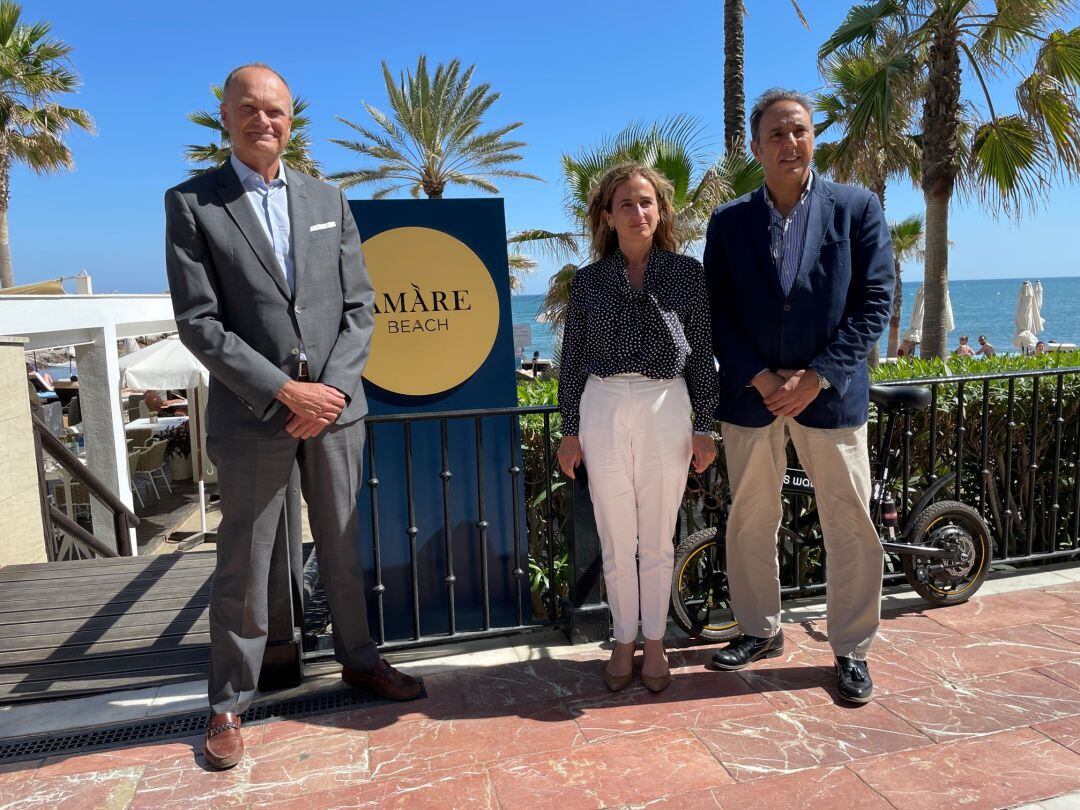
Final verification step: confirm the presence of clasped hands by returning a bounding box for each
[276,379,345,440]
[753,368,821,418]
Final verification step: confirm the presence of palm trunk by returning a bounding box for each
[724,0,746,154]
[0,152,12,289]
[919,25,962,360]
[887,255,903,358]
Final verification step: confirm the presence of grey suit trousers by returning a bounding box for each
[206,419,378,714]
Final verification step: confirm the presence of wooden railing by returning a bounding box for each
[32,414,140,560]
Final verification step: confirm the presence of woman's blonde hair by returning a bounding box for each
[586,163,678,261]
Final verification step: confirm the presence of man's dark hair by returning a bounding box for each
[978,335,987,341]
[222,63,292,100]
[749,88,814,142]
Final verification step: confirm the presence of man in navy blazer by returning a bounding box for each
[703,89,894,703]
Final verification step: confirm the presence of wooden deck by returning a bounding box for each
[0,551,214,704]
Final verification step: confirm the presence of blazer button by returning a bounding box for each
[783,303,792,312]
[290,347,300,356]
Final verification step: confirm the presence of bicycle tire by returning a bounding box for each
[900,500,992,605]
[670,526,741,642]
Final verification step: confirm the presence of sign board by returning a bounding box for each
[512,323,532,361]
[351,198,525,640]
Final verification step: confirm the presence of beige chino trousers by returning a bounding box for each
[579,374,694,643]
[721,418,883,660]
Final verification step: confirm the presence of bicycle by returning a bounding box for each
[670,384,994,642]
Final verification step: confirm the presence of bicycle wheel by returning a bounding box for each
[670,526,740,642]
[901,500,992,605]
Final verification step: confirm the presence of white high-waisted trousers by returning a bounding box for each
[578,373,694,643]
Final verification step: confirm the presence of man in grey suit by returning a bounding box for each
[165,64,420,771]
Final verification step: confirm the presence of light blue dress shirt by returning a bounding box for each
[764,171,814,297]
[230,153,295,294]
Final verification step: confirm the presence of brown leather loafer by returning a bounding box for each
[342,658,422,700]
[203,712,244,770]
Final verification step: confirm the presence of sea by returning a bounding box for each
[510,276,1080,362]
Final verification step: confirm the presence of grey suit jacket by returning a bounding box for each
[164,162,375,438]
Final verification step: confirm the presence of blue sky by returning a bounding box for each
[11,1,1080,295]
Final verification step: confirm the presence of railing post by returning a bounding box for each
[560,464,610,644]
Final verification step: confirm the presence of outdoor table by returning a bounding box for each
[124,415,187,436]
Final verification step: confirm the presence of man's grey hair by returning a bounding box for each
[749,88,814,142]
[222,63,292,102]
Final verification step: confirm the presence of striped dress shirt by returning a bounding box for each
[764,172,814,297]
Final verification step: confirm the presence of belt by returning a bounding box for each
[296,359,310,382]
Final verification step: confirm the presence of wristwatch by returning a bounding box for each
[816,371,831,391]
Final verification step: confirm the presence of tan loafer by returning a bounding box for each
[203,712,244,770]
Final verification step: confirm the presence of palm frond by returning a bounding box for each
[889,213,924,261]
[1016,72,1080,172]
[819,0,906,59]
[507,229,580,262]
[968,114,1053,217]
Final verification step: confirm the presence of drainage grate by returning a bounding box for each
[0,684,416,764]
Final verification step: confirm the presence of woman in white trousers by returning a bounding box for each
[557,163,719,692]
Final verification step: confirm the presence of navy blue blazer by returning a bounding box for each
[702,177,894,429]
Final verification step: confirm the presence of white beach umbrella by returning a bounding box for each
[902,284,954,344]
[1013,281,1044,351]
[119,336,213,538]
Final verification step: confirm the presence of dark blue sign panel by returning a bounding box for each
[350,199,525,640]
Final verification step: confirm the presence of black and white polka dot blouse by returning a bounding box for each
[558,246,720,435]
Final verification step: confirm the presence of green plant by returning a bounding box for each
[160,422,191,461]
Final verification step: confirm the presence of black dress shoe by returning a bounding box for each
[836,656,873,703]
[709,630,784,671]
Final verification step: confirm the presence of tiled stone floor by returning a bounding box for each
[3,580,1080,808]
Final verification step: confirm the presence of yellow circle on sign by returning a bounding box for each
[362,226,499,396]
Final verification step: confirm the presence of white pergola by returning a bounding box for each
[0,291,177,553]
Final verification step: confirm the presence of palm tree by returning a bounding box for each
[184,86,321,177]
[888,214,925,356]
[724,0,809,152]
[814,37,922,360]
[537,117,763,327]
[0,2,94,288]
[329,55,541,198]
[822,2,1080,359]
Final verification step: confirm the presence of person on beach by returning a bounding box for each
[702,89,894,704]
[164,63,420,771]
[975,335,996,357]
[557,163,719,693]
[955,335,975,357]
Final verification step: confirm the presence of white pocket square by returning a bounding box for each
[310,221,336,232]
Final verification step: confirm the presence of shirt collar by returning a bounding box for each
[763,171,813,218]
[230,153,288,189]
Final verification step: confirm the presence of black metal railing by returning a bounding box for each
[751,366,1080,598]
[31,414,139,560]
[303,405,565,657]
[298,366,1080,653]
